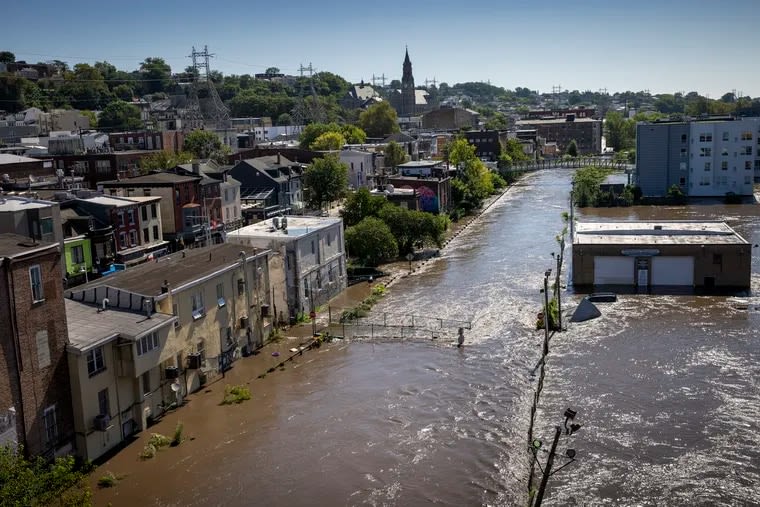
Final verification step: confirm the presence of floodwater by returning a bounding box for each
[93,170,760,507]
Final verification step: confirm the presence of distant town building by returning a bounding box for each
[230,154,305,217]
[389,49,430,117]
[340,82,381,110]
[515,115,602,155]
[464,130,501,161]
[421,107,480,131]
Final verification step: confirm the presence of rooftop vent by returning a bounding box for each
[654,225,663,230]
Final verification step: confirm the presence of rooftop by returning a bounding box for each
[228,216,341,240]
[68,243,264,297]
[79,195,137,208]
[100,172,199,186]
[65,299,174,352]
[516,117,600,125]
[0,233,57,258]
[574,221,749,246]
[0,153,41,164]
[397,160,444,168]
[0,195,56,212]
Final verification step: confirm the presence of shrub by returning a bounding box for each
[171,422,184,446]
[139,444,157,460]
[147,433,171,449]
[97,472,118,488]
[222,384,252,405]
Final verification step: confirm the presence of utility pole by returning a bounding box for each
[534,426,562,506]
[543,269,551,354]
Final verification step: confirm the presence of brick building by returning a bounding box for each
[0,234,75,458]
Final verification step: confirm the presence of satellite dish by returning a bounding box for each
[171,381,181,393]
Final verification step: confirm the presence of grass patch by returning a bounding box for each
[221,384,251,405]
[97,471,119,488]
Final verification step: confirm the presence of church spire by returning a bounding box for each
[402,46,413,85]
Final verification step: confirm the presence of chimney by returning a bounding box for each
[277,152,281,165]
[192,161,200,174]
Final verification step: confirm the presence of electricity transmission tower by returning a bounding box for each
[291,63,326,125]
[187,45,230,130]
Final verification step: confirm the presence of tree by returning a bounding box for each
[113,83,134,101]
[0,446,92,506]
[340,187,388,227]
[80,110,98,128]
[311,131,346,151]
[384,141,408,170]
[265,67,280,75]
[299,123,337,149]
[447,138,477,167]
[345,217,398,266]
[566,139,578,157]
[183,129,230,163]
[276,113,292,126]
[0,51,15,63]
[303,154,349,209]
[359,101,399,137]
[141,151,194,173]
[340,124,367,144]
[378,206,448,255]
[604,111,634,152]
[139,57,172,94]
[98,100,142,130]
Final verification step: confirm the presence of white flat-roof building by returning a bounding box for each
[227,216,346,322]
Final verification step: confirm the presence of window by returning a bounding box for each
[680,148,687,159]
[704,162,711,171]
[43,405,58,446]
[723,132,729,141]
[746,161,752,170]
[745,175,752,185]
[118,212,125,227]
[225,208,230,221]
[29,265,43,302]
[216,282,225,307]
[700,147,712,157]
[224,188,229,201]
[140,206,147,222]
[119,232,127,249]
[39,217,53,237]
[679,177,686,185]
[191,291,205,319]
[722,148,728,156]
[129,230,137,246]
[699,133,712,142]
[71,244,84,264]
[143,188,151,196]
[722,161,728,171]
[87,346,106,377]
[98,388,110,417]
[36,330,50,368]
[151,203,157,218]
[137,331,159,355]
[127,210,135,225]
[741,131,752,141]
[142,371,151,395]
[741,146,752,156]
[327,233,332,247]
[681,134,687,143]
[153,225,159,240]
[143,228,150,243]
[311,241,315,254]
[197,340,206,364]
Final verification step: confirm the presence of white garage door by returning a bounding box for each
[652,256,694,286]
[594,256,635,285]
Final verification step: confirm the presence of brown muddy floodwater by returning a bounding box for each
[93,169,760,507]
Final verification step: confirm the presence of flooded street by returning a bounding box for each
[94,169,760,507]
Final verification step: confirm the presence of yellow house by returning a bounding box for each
[64,243,272,461]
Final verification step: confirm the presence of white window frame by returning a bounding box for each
[137,331,159,356]
[87,346,106,377]
[29,265,44,302]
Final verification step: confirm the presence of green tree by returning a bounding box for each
[604,111,635,152]
[139,57,172,94]
[340,124,367,144]
[359,101,399,137]
[265,67,280,75]
[0,51,15,63]
[80,110,98,128]
[276,113,293,126]
[303,154,349,210]
[383,140,408,170]
[141,151,194,173]
[340,187,388,227]
[378,206,448,255]
[113,83,134,101]
[572,165,613,207]
[566,139,578,157]
[447,138,477,167]
[183,129,230,163]
[311,131,346,151]
[98,100,142,130]
[299,123,337,150]
[484,111,509,130]
[0,446,92,506]
[345,217,398,266]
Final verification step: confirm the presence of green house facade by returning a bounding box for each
[64,236,93,284]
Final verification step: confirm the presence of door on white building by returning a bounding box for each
[593,256,635,285]
[651,256,694,286]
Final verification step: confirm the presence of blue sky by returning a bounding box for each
[5,0,760,98]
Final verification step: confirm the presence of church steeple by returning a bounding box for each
[402,46,413,86]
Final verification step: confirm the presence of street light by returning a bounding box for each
[541,269,552,355]
[532,408,582,507]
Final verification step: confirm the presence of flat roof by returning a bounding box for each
[70,243,264,297]
[516,118,600,125]
[0,233,57,258]
[0,196,55,212]
[0,153,41,164]
[228,216,341,240]
[123,195,162,204]
[397,160,444,168]
[574,221,748,246]
[65,299,174,352]
[79,195,136,207]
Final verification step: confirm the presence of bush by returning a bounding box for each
[139,443,157,460]
[147,433,171,449]
[172,422,184,446]
[97,472,118,488]
[222,384,252,405]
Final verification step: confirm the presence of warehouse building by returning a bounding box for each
[572,221,751,292]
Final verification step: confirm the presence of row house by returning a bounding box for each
[42,150,156,189]
[108,130,185,153]
[64,244,272,461]
[230,154,304,218]
[72,195,167,266]
[174,161,243,232]
[338,150,378,190]
[228,216,345,324]
[98,172,216,249]
[0,234,76,458]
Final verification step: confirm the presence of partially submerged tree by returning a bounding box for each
[303,154,349,210]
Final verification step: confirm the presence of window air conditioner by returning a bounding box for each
[93,413,110,431]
